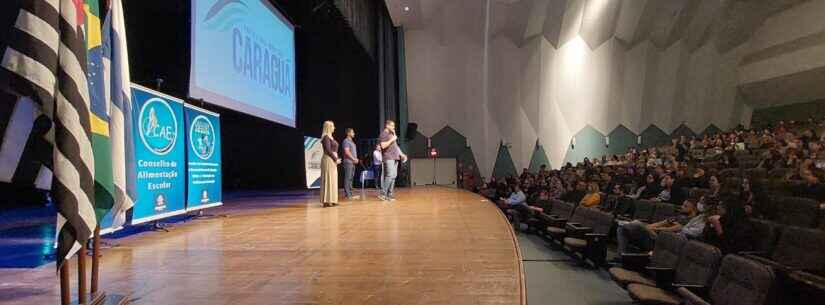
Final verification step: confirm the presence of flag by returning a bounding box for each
[85,0,114,223]
[102,0,135,229]
[0,93,53,190]
[0,0,98,269]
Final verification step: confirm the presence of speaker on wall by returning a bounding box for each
[406,123,418,141]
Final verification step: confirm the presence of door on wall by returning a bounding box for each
[410,158,456,187]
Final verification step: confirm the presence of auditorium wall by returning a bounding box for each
[738,0,825,110]
[405,0,759,177]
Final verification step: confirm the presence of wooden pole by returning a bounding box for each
[91,226,101,294]
[78,244,87,304]
[60,262,71,305]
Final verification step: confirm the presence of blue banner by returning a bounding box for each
[185,104,223,210]
[130,84,187,224]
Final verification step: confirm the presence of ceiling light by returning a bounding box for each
[403,6,410,12]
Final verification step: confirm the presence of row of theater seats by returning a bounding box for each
[530,198,825,305]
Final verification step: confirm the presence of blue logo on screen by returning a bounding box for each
[204,0,249,31]
[190,115,216,160]
[139,98,178,155]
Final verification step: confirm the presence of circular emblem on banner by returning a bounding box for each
[139,98,178,155]
[189,115,216,160]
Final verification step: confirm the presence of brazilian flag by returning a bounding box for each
[85,0,115,222]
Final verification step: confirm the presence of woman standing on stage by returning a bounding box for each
[320,121,341,207]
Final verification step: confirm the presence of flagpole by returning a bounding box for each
[78,244,88,304]
[60,263,71,305]
[91,226,101,294]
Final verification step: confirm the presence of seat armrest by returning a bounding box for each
[738,251,765,256]
[621,253,651,271]
[545,214,568,226]
[743,255,788,272]
[672,283,708,298]
[566,223,592,238]
[646,267,675,286]
[677,287,711,305]
[789,271,825,291]
[584,233,608,241]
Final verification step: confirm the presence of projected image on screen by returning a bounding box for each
[190,0,296,127]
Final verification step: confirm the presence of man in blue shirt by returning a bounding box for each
[342,128,359,200]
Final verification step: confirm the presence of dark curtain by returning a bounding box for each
[334,0,377,58]
[377,5,398,129]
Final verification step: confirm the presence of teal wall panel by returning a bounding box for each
[607,125,637,157]
[671,124,696,139]
[700,124,722,137]
[563,126,608,165]
[407,130,429,158]
[458,146,482,186]
[528,141,551,172]
[430,126,467,158]
[640,125,670,149]
[493,141,518,179]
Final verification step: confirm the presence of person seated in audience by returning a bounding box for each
[739,177,769,218]
[721,149,739,168]
[651,174,684,204]
[758,148,783,170]
[631,174,660,200]
[497,185,524,209]
[599,172,617,194]
[615,198,707,255]
[580,182,602,208]
[561,180,587,203]
[686,167,709,188]
[703,199,755,255]
[547,176,563,199]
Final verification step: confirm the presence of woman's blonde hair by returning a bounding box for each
[321,121,334,138]
[588,182,600,193]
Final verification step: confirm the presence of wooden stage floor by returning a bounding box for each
[1,186,525,305]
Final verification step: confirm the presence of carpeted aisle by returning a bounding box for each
[517,234,634,305]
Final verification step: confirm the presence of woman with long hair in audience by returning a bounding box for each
[548,175,564,199]
[740,177,770,218]
[580,182,602,208]
[632,174,660,200]
[704,199,755,254]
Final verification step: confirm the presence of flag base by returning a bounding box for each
[70,292,129,305]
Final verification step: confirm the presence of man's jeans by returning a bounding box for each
[343,162,355,198]
[381,159,398,198]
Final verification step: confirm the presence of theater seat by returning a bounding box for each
[626,241,722,305]
[628,199,656,223]
[744,168,767,181]
[627,283,682,305]
[678,255,776,305]
[563,208,614,266]
[649,202,677,224]
[747,219,781,256]
[773,196,820,228]
[745,226,825,273]
[609,232,687,288]
[543,200,579,242]
[608,267,656,287]
[767,168,791,180]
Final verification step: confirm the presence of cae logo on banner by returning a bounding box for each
[190,115,216,160]
[139,98,179,155]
